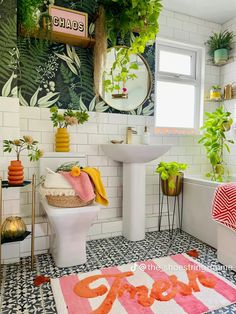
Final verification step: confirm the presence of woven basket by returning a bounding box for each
[46,195,94,208]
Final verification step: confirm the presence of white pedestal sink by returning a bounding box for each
[101,144,171,241]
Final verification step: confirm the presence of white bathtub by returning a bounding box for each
[183,175,236,248]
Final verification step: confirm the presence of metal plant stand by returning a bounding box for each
[0,175,36,286]
[158,175,184,238]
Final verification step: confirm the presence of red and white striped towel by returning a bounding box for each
[212,183,236,232]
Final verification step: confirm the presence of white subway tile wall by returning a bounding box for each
[1,9,236,263]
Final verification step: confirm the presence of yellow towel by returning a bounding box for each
[82,167,109,206]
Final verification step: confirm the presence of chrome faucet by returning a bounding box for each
[126,127,137,144]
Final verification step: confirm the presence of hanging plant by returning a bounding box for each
[99,0,162,93]
[100,0,162,51]
[104,47,138,93]
[18,0,53,33]
[198,106,234,182]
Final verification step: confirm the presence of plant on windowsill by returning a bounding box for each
[50,106,89,153]
[3,136,43,186]
[99,0,162,93]
[198,106,234,182]
[206,30,235,65]
[155,162,187,196]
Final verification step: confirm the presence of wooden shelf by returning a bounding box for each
[207,56,236,67]
[19,27,95,48]
[205,97,236,103]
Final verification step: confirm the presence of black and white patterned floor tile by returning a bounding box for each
[1,230,236,314]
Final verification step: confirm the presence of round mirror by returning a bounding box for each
[99,46,152,111]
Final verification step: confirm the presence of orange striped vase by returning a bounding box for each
[8,160,24,185]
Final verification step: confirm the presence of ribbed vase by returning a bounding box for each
[8,160,24,185]
[55,128,70,152]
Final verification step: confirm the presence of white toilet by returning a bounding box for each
[39,152,100,268]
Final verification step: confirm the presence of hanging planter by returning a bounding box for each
[3,136,42,185]
[50,106,89,153]
[98,0,162,93]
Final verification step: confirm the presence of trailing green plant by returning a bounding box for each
[206,30,235,57]
[100,0,162,51]
[3,136,43,161]
[100,0,162,92]
[18,0,45,30]
[50,106,89,128]
[198,106,234,182]
[104,47,138,93]
[155,162,187,189]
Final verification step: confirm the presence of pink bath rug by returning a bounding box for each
[51,253,236,314]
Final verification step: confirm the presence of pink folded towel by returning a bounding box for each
[61,171,95,202]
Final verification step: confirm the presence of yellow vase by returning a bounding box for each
[55,128,70,152]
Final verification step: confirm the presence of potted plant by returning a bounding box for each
[210,85,222,101]
[50,106,89,152]
[206,30,235,65]
[3,136,42,185]
[155,162,187,196]
[198,106,234,182]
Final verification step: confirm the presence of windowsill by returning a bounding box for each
[155,127,201,136]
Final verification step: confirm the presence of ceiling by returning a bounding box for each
[162,0,236,24]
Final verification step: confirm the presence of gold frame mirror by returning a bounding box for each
[99,46,152,111]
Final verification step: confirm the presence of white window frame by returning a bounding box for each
[155,38,205,133]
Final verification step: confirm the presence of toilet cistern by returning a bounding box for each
[126,127,137,144]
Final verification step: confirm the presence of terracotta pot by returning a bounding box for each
[1,216,27,239]
[8,160,24,185]
[55,128,70,152]
[161,173,183,196]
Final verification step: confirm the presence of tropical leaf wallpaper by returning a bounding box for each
[0,0,156,116]
[0,0,18,97]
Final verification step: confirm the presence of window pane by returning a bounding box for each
[155,81,195,128]
[159,50,192,75]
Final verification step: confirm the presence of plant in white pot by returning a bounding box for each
[206,30,234,65]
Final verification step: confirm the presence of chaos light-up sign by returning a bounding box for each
[49,5,88,37]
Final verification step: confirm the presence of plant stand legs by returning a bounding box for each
[158,176,184,238]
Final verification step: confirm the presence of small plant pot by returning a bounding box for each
[8,160,24,185]
[161,173,183,196]
[214,48,228,65]
[55,128,70,152]
[1,216,27,240]
[210,88,222,101]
